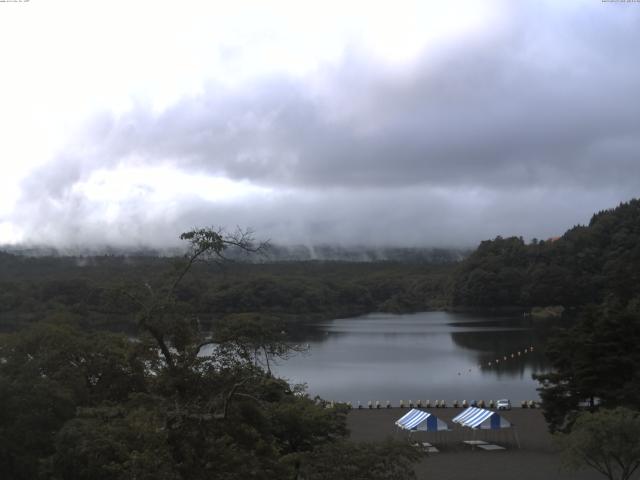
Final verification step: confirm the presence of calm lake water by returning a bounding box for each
[274,311,550,404]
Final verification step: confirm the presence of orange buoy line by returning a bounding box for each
[482,345,534,370]
[456,345,535,376]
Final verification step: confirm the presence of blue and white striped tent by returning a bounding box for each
[452,407,511,430]
[395,409,449,432]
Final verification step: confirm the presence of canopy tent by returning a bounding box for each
[395,409,449,432]
[452,407,511,429]
[452,406,519,448]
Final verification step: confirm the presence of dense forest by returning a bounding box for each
[449,199,640,433]
[3,200,640,335]
[2,200,640,478]
[0,251,454,332]
[0,229,423,480]
[452,199,640,312]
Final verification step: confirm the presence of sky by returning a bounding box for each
[1,0,639,249]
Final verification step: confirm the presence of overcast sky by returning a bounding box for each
[1,0,639,249]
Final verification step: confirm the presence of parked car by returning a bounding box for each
[496,399,511,410]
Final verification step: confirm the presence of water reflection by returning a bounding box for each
[274,312,550,403]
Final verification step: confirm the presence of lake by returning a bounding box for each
[274,311,550,405]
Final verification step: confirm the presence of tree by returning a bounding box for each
[557,408,640,480]
[45,399,180,480]
[0,321,150,480]
[213,313,306,375]
[296,440,421,480]
[534,308,640,432]
[0,227,423,479]
[122,226,265,373]
[0,374,75,480]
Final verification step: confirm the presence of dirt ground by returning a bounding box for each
[347,408,636,480]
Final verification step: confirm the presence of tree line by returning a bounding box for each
[3,199,640,478]
[0,228,421,480]
[451,199,640,310]
[0,251,453,332]
[452,200,640,480]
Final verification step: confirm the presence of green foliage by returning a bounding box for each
[0,313,352,479]
[47,401,180,480]
[452,199,640,310]
[296,440,421,480]
[214,313,306,374]
[0,321,155,480]
[0,321,149,404]
[0,228,423,479]
[267,397,349,454]
[534,309,640,432]
[0,375,75,480]
[452,236,528,307]
[448,200,640,437]
[0,250,454,333]
[556,407,640,480]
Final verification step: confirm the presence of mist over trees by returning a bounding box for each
[2,198,640,477]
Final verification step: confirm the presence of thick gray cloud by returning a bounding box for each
[11,2,640,248]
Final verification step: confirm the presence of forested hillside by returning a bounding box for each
[448,199,640,433]
[0,253,454,332]
[452,199,640,311]
[3,199,640,335]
